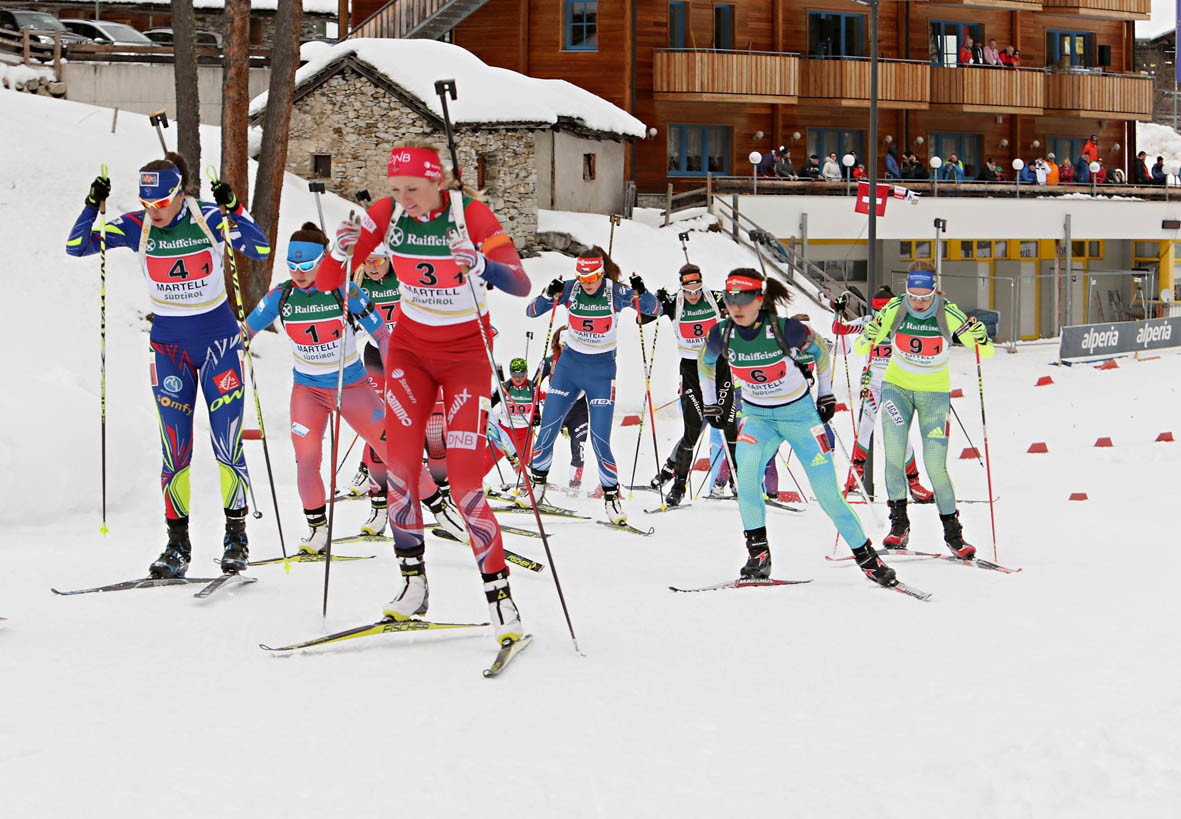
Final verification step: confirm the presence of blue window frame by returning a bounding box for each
[1047,29,1094,67]
[931,132,982,178]
[808,128,863,175]
[669,2,686,50]
[714,4,733,50]
[668,125,729,176]
[929,20,984,67]
[1047,137,1088,164]
[565,0,597,51]
[808,12,865,58]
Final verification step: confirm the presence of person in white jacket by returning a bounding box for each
[822,152,842,181]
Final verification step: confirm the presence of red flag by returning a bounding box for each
[854,181,889,216]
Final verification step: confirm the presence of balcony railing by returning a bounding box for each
[1045,72,1152,119]
[930,66,1045,114]
[801,58,930,108]
[1039,0,1150,20]
[653,49,800,103]
[914,0,1042,10]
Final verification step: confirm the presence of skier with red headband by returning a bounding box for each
[698,267,897,587]
[525,248,659,524]
[832,286,934,503]
[315,140,530,645]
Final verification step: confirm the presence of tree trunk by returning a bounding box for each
[246,2,303,314]
[220,0,250,313]
[171,0,200,195]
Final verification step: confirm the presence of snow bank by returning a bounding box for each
[0,63,54,90]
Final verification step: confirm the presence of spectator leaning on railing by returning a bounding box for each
[941,153,965,181]
[958,37,975,65]
[1059,157,1075,183]
[774,147,796,179]
[901,152,925,180]
[977,157,1003,182]
[1045,153,1059,185]
[799,154,822,181]
[983,38,1000,67]
[757,148,777,177]
[1152,156,1167,185]
[1133,151,1150,185]
[1018,160,1036,184]
[822,152,841,181]
[1074,155,1090,184]
[1094,158,1107,185]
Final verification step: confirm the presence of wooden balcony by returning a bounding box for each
[930,67,1044,115]
[801,58,929,109]
[653,50,800,103]
[1039,0,1150,20]
[914,0,1042,10]
[1045,72,1152,120]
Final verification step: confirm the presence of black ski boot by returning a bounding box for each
[150,517,192,579]
[221,509,249,574]
[665,477,687,507]
[882,499,910,550]
[739,527,772,579]
[852,540,897,587]
[941,510,976,560]
[649,460,675,490]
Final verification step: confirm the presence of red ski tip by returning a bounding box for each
[693,457,711,471]
[778,491,802,502]
[1035,376,1054,387]
[620,415,641,427]
[959,447,980,460]
[950,388,964,398]
[1068,492,1089,501]
[243,429,262,440]
[1156,432,1175,443]
[1026,442,1048,454]
[835,402,848,413]
[1096,359,1119,370]
[1094,437,1113,448]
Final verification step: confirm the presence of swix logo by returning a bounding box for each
[385,389,413,427]
[214,370,241,394]
[210,388,243,412]
[1081,327,1119,353]
[447,388,470,423]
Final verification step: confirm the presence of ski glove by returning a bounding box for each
[629,274,647,295]
[86,175,111,210]
[545,278,564,298]
[816,394,837,423]
[449,232,485,278]
[331,219,361,262]
[861,316,882,342]
[704,403,725,429]
[212,180,238,211]
[962,318,989,345]
[832,292,850,315]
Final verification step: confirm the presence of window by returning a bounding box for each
[713,4,733,50]
[822,259,868,283]
[995,241,1009,259]
[565,0,597,51]
[312,153,331,178]
[808,12,865,58]
[808,128,863,172]
[976,241,992,259]
[1134,241,1160,257]
[667,125,729,176]
[583,153,596,181]
[914,241,932,259]
[929,21,984,67]
[477,154,487,188]
[960,241,975,259]
[669,2,686,50]
[899,241,913,259]
[931,132,982,178]
[1019,241,1038,258]
[1047,29,1094,68]
[1048,137,1088,165]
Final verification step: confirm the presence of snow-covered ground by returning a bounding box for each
[4,89,1181,817]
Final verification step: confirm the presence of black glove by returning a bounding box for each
[832,292,850,315]
[704,404,725,429]
[212,180,238,211]
[816,394,837,424]
[546,278,564,298]
[531,411,542,427]
[629,274,646,295]
[85,175,111,210]
[656,287,670,303]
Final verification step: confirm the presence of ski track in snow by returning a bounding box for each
[4,89,1180,817]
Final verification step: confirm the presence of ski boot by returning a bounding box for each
[882,499,910,550]
[603,486,627,524]
[346,462,370,497]
[665,477,687,507]
[299,508,329,555]
[906,459,935,504]
[425,489,467,542]
[221,509,249,574]
[852,540,897,587]
[529,467,549,504]
[845,442,868,494]
[149,517,192,579]
[649,460,675,490]
[941,511,976,560]
[383,555,428,620]
[568,465,583,489]
[739,527,771,579]
[483,568,523,644]
[361,492,388,536]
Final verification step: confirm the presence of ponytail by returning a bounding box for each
[140,151,193,195]
[579,246,621,283]
[726,266,792,315]
[290,221,329,247]
[551,325,566,357]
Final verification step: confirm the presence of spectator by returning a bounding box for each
[999,45,1016,68]
[1152,156,1167,185]
[983,38,1000,67]
[1133,150,1150,184]
[774,147,796,179]
[1011,49,1022,67]
[902,152,925,180]
[1045,153,1060,185]
[1059,158,1075,183]
[1074,155,1090,184]
[1018,161,1036,184]
[941,153,965,181]
[1082,135,1099,163]
[853,164,867,181]
[977,157,1003,182]
[757,148,777,177]
[1094,157,1107,185]
[822,151,842,181]
[959,37,975,66]
[799,154,822,181]
[971,38,985,65]
[1110,167,1126,184]
[885,146,900,179]
[1033,157,1049,185]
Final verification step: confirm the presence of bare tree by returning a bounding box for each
[246,2,303,312]
[220,0,250,309]
[171,0,200,195]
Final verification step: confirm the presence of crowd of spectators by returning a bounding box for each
[957,36,1021,68]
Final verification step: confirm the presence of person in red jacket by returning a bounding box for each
[316,140,531,646]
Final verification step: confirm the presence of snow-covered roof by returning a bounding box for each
[250,38,647,139]
[48,1,339,13]
[1136,0,1174,40]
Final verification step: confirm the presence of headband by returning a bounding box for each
[388,147,443,180]
[725,273,763,293]
[906,268,936,291]
[871,297,891,311]
[288,240,326,262]
[576,257,604,278]
[139,167,182,200]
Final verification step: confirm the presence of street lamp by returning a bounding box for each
[1089,161,1101,196]
[842,153,856,196]
[748,150,761,194]
[1012,158,1025,198]
[930,155,942,198]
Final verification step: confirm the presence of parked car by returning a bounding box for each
[61,19,154,46]
[144,28,222,48]
[0,9,92,50]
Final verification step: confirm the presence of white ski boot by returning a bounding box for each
[604,486,627,524]
[483,569,523,643]
[361,495,388,536]
[298,511,328,555]
[426,491,467,542]
[345,462,370,497]
[383,556,428,620]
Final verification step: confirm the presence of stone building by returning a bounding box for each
[1136,28,1179,127]
[248,39,645,248]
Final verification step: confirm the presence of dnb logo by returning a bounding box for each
[214,370,241,394]
[162,375,183,394]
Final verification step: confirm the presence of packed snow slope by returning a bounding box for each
[4,90,1180,818]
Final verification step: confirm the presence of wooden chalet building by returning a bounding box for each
[345,0,1154,193]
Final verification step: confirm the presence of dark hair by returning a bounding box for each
[908,260,936,274]
[874,285,894,300]
[551,325,566,358]
[678,263,701,280]
[728,266,791,315]
[578,246,620,283]
[140,151,192,194]
[290,221,328,247]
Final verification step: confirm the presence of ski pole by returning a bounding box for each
[205,167,286,558]
[829,425,882,529]
[436,77,580,653]
[677,230,691,264]
[949,401,985,470]
[148,109,170,154]
[516,297,559,495]
[973,342,998,561]
[524,330,533,364]
[308,180,327,233]
[608,213,621,255]
[777,446,809,504]
[694,439,725,500]
[635,293,665,509]
[333,432,360,480]
[98,163,109,535]
[626,315,659,496]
